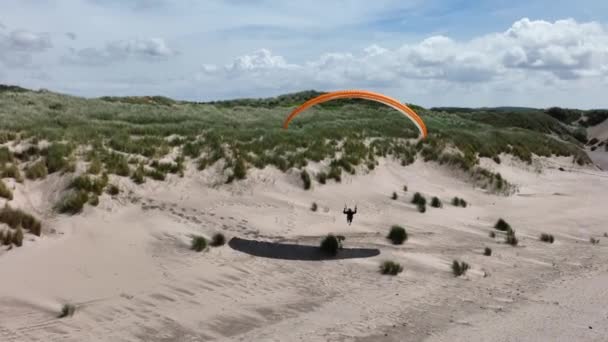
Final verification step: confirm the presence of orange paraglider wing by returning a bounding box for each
[282,90,427,138]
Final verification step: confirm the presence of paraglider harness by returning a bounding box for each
[343,205,357,225]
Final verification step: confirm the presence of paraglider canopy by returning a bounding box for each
[282,90,428,138]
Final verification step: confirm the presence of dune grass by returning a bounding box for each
[387,225,408,245]
[452,260,470,277]
[380,261,403,275]
[0,87,593,196]
[210,233,226,247]
[320,234,342,256]
[191,235,207,252]
[540,233,555,243]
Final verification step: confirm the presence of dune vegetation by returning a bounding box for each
[0,86,599,219]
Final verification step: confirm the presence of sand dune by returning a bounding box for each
[1,156,607,341]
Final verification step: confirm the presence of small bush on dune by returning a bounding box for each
[58,304,76,318]
[540,233,554,243]
[131,164,145,184]
[320,234,341,256]
[107,184,120,196]
[2,230,12,246]
[505,230,518,246]
[494,218,511,232]
[0,180,12,200]
[452,197,460,206]
[233,158,247,180]
[210,233,226,247]
[431,196,442,208]
[452,260,470,277]
[25,160,48,180]
[387,225,408,245]
[459,198,467,207]
[12,227,23,247]
[380,261,403,275]
[316,172,327,184]
[590,237,600,245]
[489,231,496,238]
[191,235,207,252]
[88,195,99,206]
[56,190,89,214]
[301,170,311,190]
[403,185,408,192]
[87,158,102,175]
[417,203,426,213]
[2,164,23,183]
[311,202,318,212]
[412,192,426,206]
[391,192,398,200]
[484,247,492,256]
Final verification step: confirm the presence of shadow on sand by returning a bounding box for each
[228,237,380,261]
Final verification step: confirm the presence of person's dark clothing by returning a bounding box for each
[343,207,357,225]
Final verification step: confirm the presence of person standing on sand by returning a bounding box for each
[343,205,357,225]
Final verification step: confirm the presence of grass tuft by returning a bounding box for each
[387,225,408,245]
[430,196,442,208]
[0,179,12,200]
[191,235,207,252]
[320,234,341,256]
[452,260,470,277]
[540,233,555,243]
[494,218,511,232]
[58,304,76,318]
[484,247,492,256]
[210,233,226,247]
[380,261,403,275]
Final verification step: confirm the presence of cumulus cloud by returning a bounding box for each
[196,17,608,92]
[0,29,52,68]
[63,37,177,66]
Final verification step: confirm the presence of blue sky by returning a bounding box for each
[1,0,608,108]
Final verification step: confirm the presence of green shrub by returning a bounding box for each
[540,233,554,243]
[316,172,327,184]
[590,237,600,245]
[131,164,145,184]
[327,165,342,182]
[452,197,460,206]
[210,233,226,247]
[56,190,89,214]
[505,230,518,246]
[0,205,40,233]
[403,185,408,192]
[417,203,426,213]
[311,202,318,212]
[431,196,442,208]
[492,156,501,164]
[489,231,496,238]
[301,170,311,190]
[88,195,99,206]
[145,169,166,181]
[45,143,72,173]
[191,235,207,252]
[452,260,470,277]
[58,304,76,318]
[0,147,13,165]
[107,184,120,196]
[484,247,492,256]
[2,164,23,182]
[412,192,426,206]
[26,160,48,180]
[494,218,511,232]
[387,225,408,245]
[320,234,341,256]
[1,230,12,246]
[12,227,23,247]
[391,192,398,200]
[379,261,403,275]
[0,180,12,200]
[87,158,102,175]
[70,174,106,195]
[233,158,247,180]
[459,198,467,207]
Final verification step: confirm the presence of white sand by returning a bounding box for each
[1,155,607,342]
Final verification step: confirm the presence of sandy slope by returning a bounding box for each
[1,155,607,342]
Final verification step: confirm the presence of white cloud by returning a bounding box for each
[0,29,52,68]
[62,37,177,66]
[193,18,608,97]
